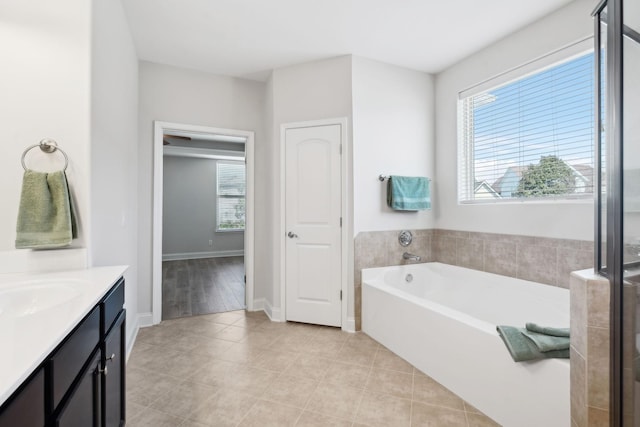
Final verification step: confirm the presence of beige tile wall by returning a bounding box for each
[354,229,433,330]
[354,228,593,329]
[432,229,593,288]
[570,270,610,427]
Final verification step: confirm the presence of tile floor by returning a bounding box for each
[127,310,500,426]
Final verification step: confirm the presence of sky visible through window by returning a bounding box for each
[472,52,594,187]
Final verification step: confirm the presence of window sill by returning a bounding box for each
[458,197,594,206]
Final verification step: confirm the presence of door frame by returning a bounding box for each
[152,121,255,325]
[279,117,350,330]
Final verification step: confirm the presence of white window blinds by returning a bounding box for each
[458,50,595,203]
[216,161,246,231]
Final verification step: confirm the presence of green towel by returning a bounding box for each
[387,176,431,211]
[525,322,570,338]
[521,330,570,352]
[15,170,77,249]
[497,325,570,362]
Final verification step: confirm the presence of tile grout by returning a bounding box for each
[128,310,500,427]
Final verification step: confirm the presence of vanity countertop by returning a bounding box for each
[0,265,127,406]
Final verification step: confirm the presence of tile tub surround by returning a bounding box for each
[570,270,610,427]
[354,229,434,330]
[431,230,593,289]
[127,310,500,426]
[354,228,593,330]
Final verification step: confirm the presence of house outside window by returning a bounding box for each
[458,46,595,203]
[216,161,245,231]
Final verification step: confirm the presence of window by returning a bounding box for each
[458,50,595,203]
[216,161,245,231]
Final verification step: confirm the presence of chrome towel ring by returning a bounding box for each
[21,138,69,171]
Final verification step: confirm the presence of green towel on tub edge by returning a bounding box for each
[497,325,569,362]
[387,175,431,211]
[15,170,77,249]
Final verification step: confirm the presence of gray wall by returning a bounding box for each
[162,156,244,258]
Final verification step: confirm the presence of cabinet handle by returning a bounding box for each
[99,353,116,376]
[98,362,108,376]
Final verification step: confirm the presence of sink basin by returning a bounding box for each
[0,282,82,317]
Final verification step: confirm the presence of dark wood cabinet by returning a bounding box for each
[55,350,101,427]
[51,306,100,411]
[0,368,45,427]
[0,277,126,427]
[103,312,125,427]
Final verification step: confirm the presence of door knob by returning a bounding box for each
[287,231,298,238]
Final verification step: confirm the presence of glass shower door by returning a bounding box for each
[622,0,640,424]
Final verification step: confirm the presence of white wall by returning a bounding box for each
[90,0,139,349]
[137,62,265,316]
[253,74,275,304]
[0,0,91,268]
[162,156,244,257]
[434,0,595,241]
[352,56,435,235]
[269,55,353,319]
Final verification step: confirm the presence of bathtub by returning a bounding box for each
[362,262,570,427]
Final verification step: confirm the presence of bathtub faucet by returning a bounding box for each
[403,252,421,261]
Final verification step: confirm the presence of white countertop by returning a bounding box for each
[0,265,127,406]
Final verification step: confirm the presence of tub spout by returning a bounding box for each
[403,252,421,261]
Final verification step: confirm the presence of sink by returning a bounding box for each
[0,282,82,317]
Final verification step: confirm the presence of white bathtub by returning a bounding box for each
[362,262,570,427]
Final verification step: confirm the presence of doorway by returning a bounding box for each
[152,121,255,324]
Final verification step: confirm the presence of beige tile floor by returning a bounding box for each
[127,310,500,427]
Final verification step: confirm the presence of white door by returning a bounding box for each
[285,124,342,327]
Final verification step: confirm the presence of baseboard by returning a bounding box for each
[162,250,244,261]
[252,298,265,311]
[125,313,155,362]
[344,317,356,333]
[125,314,140,362]
[137,312,154,328]
[263,299,283,322]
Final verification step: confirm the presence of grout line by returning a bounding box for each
[409,367,415,427]
[349,344,380,424]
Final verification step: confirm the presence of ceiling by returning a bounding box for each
[121,0,576,81]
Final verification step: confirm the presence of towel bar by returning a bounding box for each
[379,174,431,182]
[21,139,69,171]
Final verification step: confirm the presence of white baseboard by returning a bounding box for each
[162,250,244,261]
[125,314,140,362]
[344,316,356,333]
[263,299,283,322]
[252,298,265,311]
[137,312,154,328]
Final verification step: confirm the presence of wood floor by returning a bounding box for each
[162,256,245,320]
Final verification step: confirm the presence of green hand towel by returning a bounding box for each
[525,322,570,338]
[15,170,77,249]
[521,330,570,352]
[387,176,431,211]
[497,325,570,362]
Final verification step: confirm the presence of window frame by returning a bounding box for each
[215,160,246,232]
[457,41,596,205]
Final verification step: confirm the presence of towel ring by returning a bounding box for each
[21,139,69,171]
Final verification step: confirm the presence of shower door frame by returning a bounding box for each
[593,0,640,424]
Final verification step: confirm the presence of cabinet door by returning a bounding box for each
[56,351,101,427]
[0,368,44,427]
[103,311,125,427]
